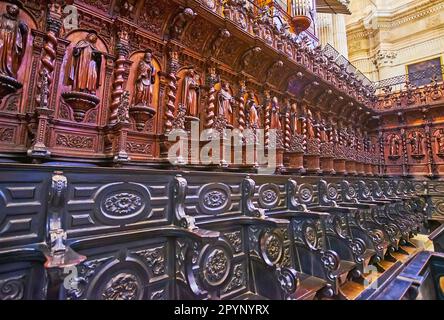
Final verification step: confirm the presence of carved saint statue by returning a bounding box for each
[217,81,234,123]
[389,135,400,156]
[134,50,157,107]
[0,4,28,78]
[290,103,298,134]
[306,109,315,139]
[270,97,281,130]
[410,131,424,155]
[246,91,260,128]
[181,68,199,117]
[66,33,102,93]
[436,130,444,154]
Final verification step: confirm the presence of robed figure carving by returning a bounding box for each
[389,135,400,157]
[181,68,199,118]
[134,51,156,107]
[270,97,281,130]
[246,91,260,128]
[409,131,424,155]
[217,81,234,125]
[0,4,28,79]
[66,33,102,94]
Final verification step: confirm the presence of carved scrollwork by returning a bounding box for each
[321,250,340,274]
[276,268,298,297]
[224,231,242,253]
[0,277,24,300]
[173,175,197,230]
[222,263,245,294]
[242,176,265,218]
[302,220,323,251]
[135,247,165,276]
[350,238,366,264]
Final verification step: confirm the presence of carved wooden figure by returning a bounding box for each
[181,68,200,119]
[66,33,102,94]
[217,81,234,126]
[134,50,156,108]
[246,91,260,129]
[0,4,28,79]
[270,97,281,130]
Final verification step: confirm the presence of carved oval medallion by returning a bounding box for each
[104,193,143,216]
[303,222,320,250]
[94,183,152,225]
[258,184,280,209]
[203,248,230,286]
[298,184,314,204]
[260,231,283,266]
[327,185,338,200]
[199,184,231,215]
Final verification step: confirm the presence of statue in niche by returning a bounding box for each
[133,50,156,107]
[217,81,234,125]
[66,33,103,94]
[409,131,424,155]
[0,4,28,79]
[389,135,401,157]
[270,97,281,130]
[246,91,260,128]
[181,68,200,119]
[435,129,444,155]
[306,109,315,139]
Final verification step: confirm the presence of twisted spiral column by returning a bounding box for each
[110,38,129,123]
[237,81,246,133]
[35,16,61,108]
[284,103,291,150]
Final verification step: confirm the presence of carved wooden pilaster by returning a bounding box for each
[113,91,131,164]
[28,3,64,158]
[35,2,63,108]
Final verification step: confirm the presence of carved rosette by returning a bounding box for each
[203,248,230,286]
[260,231,283,266]
[101,273,140,300]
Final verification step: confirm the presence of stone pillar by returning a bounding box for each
[332,14,349,58]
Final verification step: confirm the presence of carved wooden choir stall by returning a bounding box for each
[0,0,443,301]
